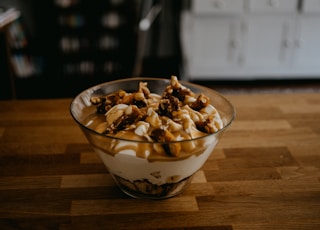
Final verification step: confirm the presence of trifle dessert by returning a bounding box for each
[70,76,235,199]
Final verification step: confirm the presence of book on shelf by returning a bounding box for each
[1,8,44,78]
[11,54,43,78]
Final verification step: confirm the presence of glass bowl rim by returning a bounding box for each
[70,77,236,144]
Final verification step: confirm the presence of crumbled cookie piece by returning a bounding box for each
[114,175,192,198]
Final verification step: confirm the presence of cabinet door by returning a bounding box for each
[193,0,245,14]
[248,0,298,13]
[192,16,241,69]
[294,16,320,67]
[243,16,295,68]
[302,0,320,13]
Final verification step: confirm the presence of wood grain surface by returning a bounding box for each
[0,93,320,230]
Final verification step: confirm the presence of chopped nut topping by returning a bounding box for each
[190,94,210,111]
[104,105,145,134]
[150,128,181,156]
[91,75,223,156]
[158,95,180,118]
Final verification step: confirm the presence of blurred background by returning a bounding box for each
[1,0,320,99]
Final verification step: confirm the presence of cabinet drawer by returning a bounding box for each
[248,0,298,13]
[192,0,245,14]
[302,0,320,13]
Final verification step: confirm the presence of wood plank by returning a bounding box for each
[230,120,292,131]
[71,196,199,216]
[60,174,114,188]
[0,94,319,229]
[0,176,61,190]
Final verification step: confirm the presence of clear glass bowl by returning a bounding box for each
[70,78,235,199]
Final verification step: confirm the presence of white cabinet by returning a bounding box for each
[192,17,242,69]
[181,0,320,80]
[294,16,320,68]
[302,0,320,13]
[243,15,296,69]
[291,0,320,73]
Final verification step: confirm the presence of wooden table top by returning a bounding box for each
[0,93,319,230]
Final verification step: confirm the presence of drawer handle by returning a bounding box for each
[212,0,224,9]
[282,40,292,48]
[295,39,303,48]
[269,0,279,8]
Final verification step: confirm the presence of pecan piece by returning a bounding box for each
[163,76,194,102]
[150,128,181,156]
[158,95,180,118]
[195,118,216,134]
[138,81,150,98]
[91,90,129,114]
[104,105,145,134]
[190,94,210,111]
[90,96,107,114]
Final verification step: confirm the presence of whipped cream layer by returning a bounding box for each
[92,135,218,185]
